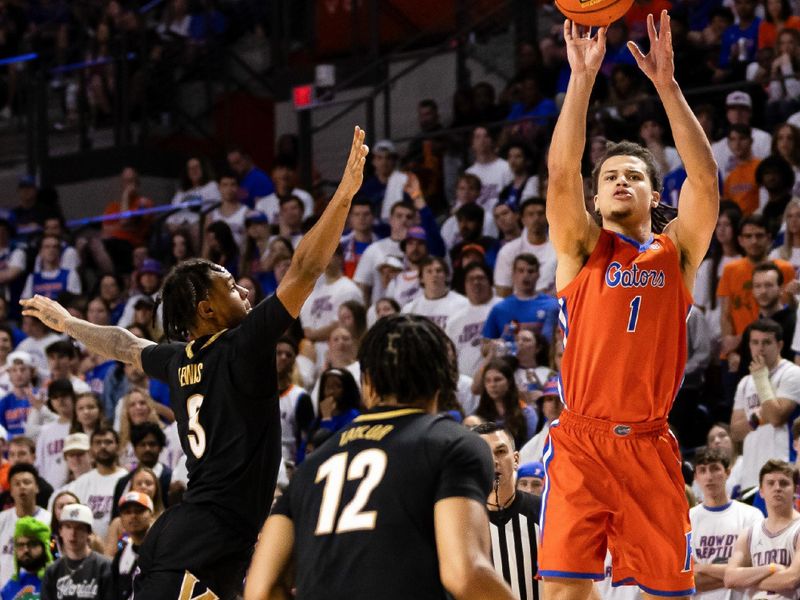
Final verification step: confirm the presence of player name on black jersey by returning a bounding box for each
[178,363,203,387]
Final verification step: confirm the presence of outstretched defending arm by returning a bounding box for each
[629,11,718,278]
[277,126,369,317]
[19,295,155,370]
[547,21,605,287]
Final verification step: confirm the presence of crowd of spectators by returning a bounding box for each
[0,0,796,597]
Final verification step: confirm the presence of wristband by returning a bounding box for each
[753,366,776,403]
[769,563,777,575]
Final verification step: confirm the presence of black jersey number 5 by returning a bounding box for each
[186,394,207,459]
[314,449,388,535]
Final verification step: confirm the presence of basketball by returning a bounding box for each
[554,0,635,27]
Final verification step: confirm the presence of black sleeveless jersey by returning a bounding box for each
[271,406,494,599]
[141,294,295,540]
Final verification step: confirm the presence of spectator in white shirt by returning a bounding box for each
[254,156,314,223]
[43,342,89,395]
[36,216,79,272]
[35,380,74,491]
[207,171,249,248]
[446,262,501,377]
[16,318,62,382]
[277,196,306,248]
[21,236,81,301]
[401,256,469,330]
[0,219,26,302]
[356,140,407,223]
[493,197,557,296]
[730,318,800,491]
[712,91,773,178]
[353,201,415,304]
[466,126,513,211]
[441,174,499,249]
[385,226,431,308]
[166,156,220,236]
[300,245,364,372]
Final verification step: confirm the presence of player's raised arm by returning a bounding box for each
[19,295,155,370]
[277,126,369,317]
[434,497,516,600]
[546,20,605,261]
[628,11,718,277]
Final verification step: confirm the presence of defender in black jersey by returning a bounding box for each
[20,127,370,600]
[244,315,518,600]
[473,422,541,600]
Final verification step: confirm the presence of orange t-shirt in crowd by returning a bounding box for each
[716,256,796,334]
[758,16,800,49]
[723,158,761,216]
[102,195,155,247]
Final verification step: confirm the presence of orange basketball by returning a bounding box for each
[554,0,635,27]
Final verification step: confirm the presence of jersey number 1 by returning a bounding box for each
[314,449,387,535]
[627,296,642,333]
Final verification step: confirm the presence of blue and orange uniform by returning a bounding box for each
[538,228,694,596]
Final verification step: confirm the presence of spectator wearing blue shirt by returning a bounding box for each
[227,147,274,207]
[482,253,559,343]
[0,351,37,438]
[719,0,761,71]
[505,72,558,142]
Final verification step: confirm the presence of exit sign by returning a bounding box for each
[293,85,314,110]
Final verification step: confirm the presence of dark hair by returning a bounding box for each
[205,221,239,265]
[0,323,12,342]
[457,173,482,193]
[159,258,227,341]
[279,195,304,211]
[340,300,367,342]
[463,261,494,287]
[170,229,196,264]
[276,335,299,355]
[792,418,800,441]
[9,436,35,454]
[520,197,546,214]
[739,214,769,236]
[351,196,373,210]
[70,393,106,434]
[272,154,297,171]
[756,155,796,188]
[470,421,516,450]
[130,422,167,448]
[45,340,76,359]
[765,0,792,22]
[418,99,438,112]
[90,425,120,445]
[455,203,484,226]
[772,123,800,166]
[375,297,401,314]
[759,458,798,486]
[358,314,457,408]
[706,205,743,311]
[753,262,785,286]
[47,379,75,401]
[591,140,662,195]
[317,368,362,415]
[728,123,752,139]
[417,256,450,283]
[504,140,534,164]
[693,447,730,470]
[8,462,39,484]
[513,253,540,271]
[180,157,213,191]
[475,358,528,447]
[218,168,239,183]
[389,200,416,217]
[747,318,783,342]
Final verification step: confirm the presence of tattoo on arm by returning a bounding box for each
[64,319,154,369]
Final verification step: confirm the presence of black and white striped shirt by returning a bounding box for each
[488,491,541,600]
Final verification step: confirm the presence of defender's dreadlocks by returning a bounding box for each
[358,314,457,408]
[156,258,227,341]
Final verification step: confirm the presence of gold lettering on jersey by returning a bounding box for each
[178,363,203,387]
[339,424,394,446]
[178,571,219,600]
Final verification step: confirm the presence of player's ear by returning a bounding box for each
[651,191,660,208]
[361,376,380,409]
[196,298,214,322]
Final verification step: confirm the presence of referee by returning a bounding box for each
[474,422,541,600]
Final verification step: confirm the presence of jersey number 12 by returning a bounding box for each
[627,296,642,333]
[314,449,387,535]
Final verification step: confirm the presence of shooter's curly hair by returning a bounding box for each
[157,258,227,341]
